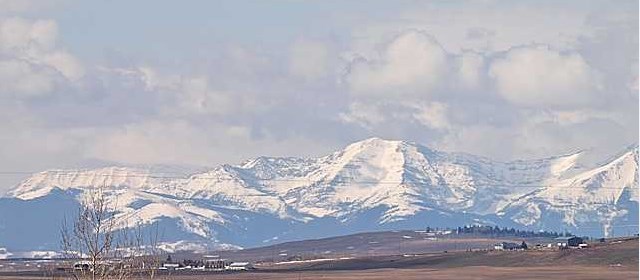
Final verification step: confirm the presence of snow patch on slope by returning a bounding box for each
[4,138,637,245]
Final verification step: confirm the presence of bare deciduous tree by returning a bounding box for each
[60,187,161,280]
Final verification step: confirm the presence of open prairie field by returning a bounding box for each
[0,238,636,280]
[149,266,637,280]
[0,266,635,280]
[176,230,558,262]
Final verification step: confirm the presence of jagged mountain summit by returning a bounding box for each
[1,138,637,253]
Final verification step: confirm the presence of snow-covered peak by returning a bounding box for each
[498,147,638,233]
[344,137,403,150]
[3,138,637,245]
[6,166,168,200]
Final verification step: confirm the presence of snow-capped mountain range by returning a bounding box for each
[1,138,637,253]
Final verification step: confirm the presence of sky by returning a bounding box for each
[0,0,637,193]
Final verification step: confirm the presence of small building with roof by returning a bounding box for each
[493,242,522,250]
[555,236,584,248]
[226,262,253,271]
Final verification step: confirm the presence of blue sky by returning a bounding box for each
[0,0,637,192]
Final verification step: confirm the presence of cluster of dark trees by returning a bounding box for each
[181,259,207,267]
[424,225,569,238]
[458,225,567,237]
[166,255,230,269]
[166,255,206,266]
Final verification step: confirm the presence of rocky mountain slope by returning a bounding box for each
[1,138,637,252]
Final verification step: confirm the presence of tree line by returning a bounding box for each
[423,225,572,238]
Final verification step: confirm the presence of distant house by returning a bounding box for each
[204,258,230,270]
[555,236,584,248]
[161,263,180,270]
[493,242,522,250]
[226,262,253,271]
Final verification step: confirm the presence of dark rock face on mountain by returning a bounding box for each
[1,138,637,253]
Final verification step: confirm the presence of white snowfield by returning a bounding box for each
[6,138,638,240]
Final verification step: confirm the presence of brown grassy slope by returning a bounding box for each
[193,230,554,262]
[261,238,638,271]
[0,238,636,280]
[1,266,637,280]
[156,266,638,280]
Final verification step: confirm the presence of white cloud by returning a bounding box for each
[384,1,592,53]
[412,102,450,130]
[40,51,84,80]
[340,99,452,133]
[524,108,633,128]
[85,119,334,167]
[340,22,634,164]
[98,66,244,117]
[339,102,387,129]
[0,1,636,194]
[137,66,176,90]
[289,39,330,81]
[342,31,474,133]
[175,76,236,115]
[489,45,602,108]
[0,18,57,54]
[87,120,218,165]
[455,52,485,90]
[0,59,60,96]
[0,17,83,90]
[347,30,449,96]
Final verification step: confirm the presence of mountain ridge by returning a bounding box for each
[1,138,637,252]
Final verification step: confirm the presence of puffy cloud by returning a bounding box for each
[87,120,223,165]
[0,18,57,52]
[0,59,61,96]
[175,76,238,116]
[412,102,450,130]
[347,31,449,96]
[40,51,84,81]
[340,23,634,165]
[340,31,458,134]
[0,1,636,195]
[123,69,237,117]
[436,113,633,163]
[339,99,451,133]
[100,66,256,118]
[0,17,83,96]
[489,46,602,108]
[455,52,485,90]
[339,102,387,129]
[85,119,338,167]
[390,1,593,53]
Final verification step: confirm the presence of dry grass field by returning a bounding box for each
[1,265,635,280]
[151,266,637,280]
[0,238,637,280]
[178,230,558,262]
